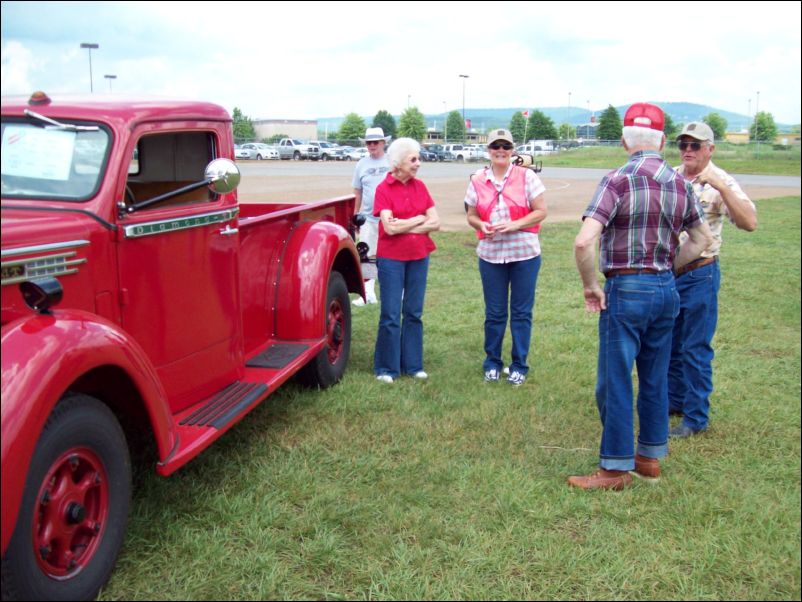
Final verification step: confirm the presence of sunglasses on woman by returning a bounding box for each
[678,141,705,151]
[488,143,514,150]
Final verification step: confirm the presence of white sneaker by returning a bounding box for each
[366,294,378,304]
[353,297,366,306]
[484,368,500,382]
[507,371,526,386]
[412,371,428,380]
[376,374,394,384]
[503,366,510,376]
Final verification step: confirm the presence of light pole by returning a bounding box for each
[459,74,469,142]
[443,101,447,142]
[754,90,760,157]
[80,42,99,93]
[567,91,572,141]
[104,74,117,92]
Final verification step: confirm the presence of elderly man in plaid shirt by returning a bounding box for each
[570,103,713,491]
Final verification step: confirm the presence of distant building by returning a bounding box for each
[253,119,317,141]
[576,122,598,139]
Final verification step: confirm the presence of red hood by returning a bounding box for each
[1,205,105,252]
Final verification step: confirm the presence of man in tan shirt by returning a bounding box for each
[669,122,758,438]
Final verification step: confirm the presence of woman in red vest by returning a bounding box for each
[464,129,547,386]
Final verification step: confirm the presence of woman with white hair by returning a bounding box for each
[372,138,440,383]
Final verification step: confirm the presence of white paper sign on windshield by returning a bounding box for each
[1,126,76,180]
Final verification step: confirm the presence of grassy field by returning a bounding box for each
[543,143,801,176]
[101,197,800,600]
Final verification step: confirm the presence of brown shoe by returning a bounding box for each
[567,469,633,490]
[631,454,660,481]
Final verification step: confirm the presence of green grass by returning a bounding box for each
[101,197,800,600]
[543,144,801,176]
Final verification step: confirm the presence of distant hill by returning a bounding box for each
[317,102,794,135]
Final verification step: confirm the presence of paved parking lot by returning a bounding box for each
[236,161,800,232]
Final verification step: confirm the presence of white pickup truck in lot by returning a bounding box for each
[277,138,320,161]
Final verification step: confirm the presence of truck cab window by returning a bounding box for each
[125,131,216,209]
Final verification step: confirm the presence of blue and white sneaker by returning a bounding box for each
[484,368,500,382]
[507,371,526,386]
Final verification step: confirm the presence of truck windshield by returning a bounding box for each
[1,120,110,201]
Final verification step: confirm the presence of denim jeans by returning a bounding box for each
[374,256,430,378]
[478,256,541,374]
[668,260,720,431]
[596,271,679,471]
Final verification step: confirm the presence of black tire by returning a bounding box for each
[296,271,351,388]
[293,151,301,160]
[1,394,131,601]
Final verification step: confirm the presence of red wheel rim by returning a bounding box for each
[325,298,345,364]
[32,448,109,578]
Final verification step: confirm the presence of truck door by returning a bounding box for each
[117,127,242,413]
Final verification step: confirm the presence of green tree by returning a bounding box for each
[338,113,367,144]
[232,107,255,144]
[596,105,622,142]
[509,112,527,143]
[558,123,576,140]
[372,110,397,140]
[750,111,778,142]
[663,113,678,140]
[266,133,288,144]
[525,110,558,140]
[397,107,427,140]
[703,112,728,141]
[446,110,466,142]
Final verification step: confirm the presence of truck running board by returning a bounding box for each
[179,381,268,429]
[246,343,309,368]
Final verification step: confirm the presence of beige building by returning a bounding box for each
[253,119,317,141]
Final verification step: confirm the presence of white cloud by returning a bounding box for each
[1,0,800,124]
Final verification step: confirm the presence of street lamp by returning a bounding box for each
[80,42,99,93]
[443,101,447,142]
[567,91,572,140]
[104,74,117,92]
[459,74,469,142]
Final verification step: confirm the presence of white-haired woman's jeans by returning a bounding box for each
[374,256,430,378]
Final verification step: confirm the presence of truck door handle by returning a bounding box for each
[219,225,239,236]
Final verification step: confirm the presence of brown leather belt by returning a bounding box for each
[604,268,661,278]
[674,256,717,277]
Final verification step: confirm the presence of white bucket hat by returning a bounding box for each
[360,127,390,142]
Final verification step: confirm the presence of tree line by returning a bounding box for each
[232,105,782,146]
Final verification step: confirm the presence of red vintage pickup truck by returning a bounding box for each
[0,92,364,600]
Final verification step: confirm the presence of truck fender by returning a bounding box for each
[1,310,173,553]
[275,221,362,340]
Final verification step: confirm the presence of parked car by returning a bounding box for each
[346,147,369,161]
[425,144,447,161]
[310,141,346,161]
[234,144,250,160]
[419,147,438,162]
[241,142,279,160]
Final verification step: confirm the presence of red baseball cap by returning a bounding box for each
[623,103,665,131]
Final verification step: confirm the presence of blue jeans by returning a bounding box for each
[478,256,541,374]
[374,256,430,378]
[596,271,679,471]
[668,260,720,431]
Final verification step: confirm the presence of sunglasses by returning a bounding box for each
[678,141,705,151]
[488,143,514,150]
[365,140,382,146]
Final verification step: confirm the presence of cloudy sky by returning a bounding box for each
[2,1,800,125]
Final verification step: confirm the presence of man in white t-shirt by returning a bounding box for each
[351,127,390,305]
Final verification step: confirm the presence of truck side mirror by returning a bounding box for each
[205,159,240,194]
